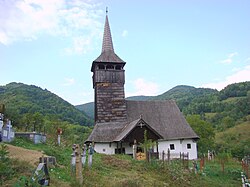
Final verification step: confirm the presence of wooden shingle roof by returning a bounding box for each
[87,122,124,142]
[93,15,124,64]
[91,14,125,72]
[102,15,114,53]
[113,118,163,142]
[86,100,199,143]
[94,50,124,63]
[126,100,199,140]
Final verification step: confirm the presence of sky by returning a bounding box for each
[1,0,250,105]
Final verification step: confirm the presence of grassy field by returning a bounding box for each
[215,121,250,144]
[1,137,244,187]
[215,121,250,159]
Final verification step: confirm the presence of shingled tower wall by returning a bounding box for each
[91,13,127,123]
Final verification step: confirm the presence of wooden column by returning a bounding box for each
[116,142,119,154]
[120,141,123,154]
[75,144,83,185]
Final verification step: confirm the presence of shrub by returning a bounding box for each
[0,144,14,185]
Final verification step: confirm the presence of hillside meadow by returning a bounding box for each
[1,137,243,187]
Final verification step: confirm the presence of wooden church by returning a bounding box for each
[87,12,199,160]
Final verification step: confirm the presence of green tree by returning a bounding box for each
[140,130,156,162]
[186,115,215,155]
[33,112,44,132]
[21,113,33,131]
[217,152,231,173]
[21,112,44,132]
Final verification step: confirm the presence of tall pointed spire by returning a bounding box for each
[92,8,125,65]
[102,7,114,52]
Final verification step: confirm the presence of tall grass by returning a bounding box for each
[4,138,243,187]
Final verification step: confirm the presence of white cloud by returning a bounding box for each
[64,36,91,55]
[231,67,241,72]
[126,78,160,97]
[202,65,250,90]
[0,0,102,54]
[63,77,75,86]
[245,57,250,63]
[122,30,128,37]
[221,58,232,64]
[228,52,238,58]
[220,52,238,64]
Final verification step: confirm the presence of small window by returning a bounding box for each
[103,149,106,152]
[170,144,175,150]
[187,144,191,149]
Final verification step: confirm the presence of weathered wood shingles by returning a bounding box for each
[95,82,127,123]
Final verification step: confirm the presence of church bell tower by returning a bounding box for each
[91,11,127,123]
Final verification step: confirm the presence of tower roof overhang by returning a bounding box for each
[91,12,125,72]
[91,51,126,72]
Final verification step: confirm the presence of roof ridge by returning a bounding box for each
[126,100,176,103]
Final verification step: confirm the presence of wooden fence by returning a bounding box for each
[148,150,189,168]
[157,150,189,161]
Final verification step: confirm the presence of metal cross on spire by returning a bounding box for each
[106,7,108,15]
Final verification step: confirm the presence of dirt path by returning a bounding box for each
[5,144,72,187]
[6,144,46,167]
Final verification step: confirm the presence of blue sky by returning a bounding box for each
[1,0,250,105]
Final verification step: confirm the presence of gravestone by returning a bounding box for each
[81,144,87,166]
[71,153,76,175]
[88,143,94,168]
[2,119,15,142]
[32,163,50,186]
[0,120,3,132]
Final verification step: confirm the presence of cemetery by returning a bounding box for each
[1,136,249,186]
[0,6,249,187]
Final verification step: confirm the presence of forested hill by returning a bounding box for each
[77,85,218,119]
[153,85,217,100]
[75,102,94,119]
[180,82,250,122]
[150,85,218,112]
[78,82,250,128]
[149,82,249,130]
[0,82,93,126]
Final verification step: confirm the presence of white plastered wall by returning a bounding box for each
[158,139,197,160]
[94,142,117,154]
[94,142,133,155]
